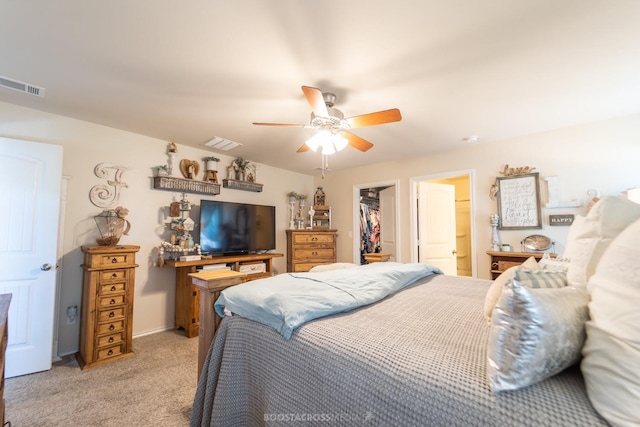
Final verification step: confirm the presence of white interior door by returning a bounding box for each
[418,182,457,275]
[0,137,62,378]
[378,186,396,261]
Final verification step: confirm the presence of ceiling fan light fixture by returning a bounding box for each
[306,130,348,155]
[332,133,348,151]
[305,130,325,152]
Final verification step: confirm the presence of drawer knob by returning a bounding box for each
[311,237,318,241]
[109,311,115,318]
[110,299,116,305]
[111,257,118,263]
[312,251,318,256]
[110,286,116,292]
[107,349,113,356]
[108,337,114,343]
[109,324,115,330]
[111,273,117,278]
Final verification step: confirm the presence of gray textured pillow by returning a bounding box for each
[537,253,570,272]
[513,268,567,289]
[487,281,589,393]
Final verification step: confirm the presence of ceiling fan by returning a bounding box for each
[253,86,402,153]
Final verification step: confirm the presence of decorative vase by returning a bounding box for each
[94,208,131,246]
[205,160,218,171]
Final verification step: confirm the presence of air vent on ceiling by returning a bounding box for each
[204,136,242,151]
[0,76,45,97]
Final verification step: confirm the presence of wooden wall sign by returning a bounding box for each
[549,214,575,226]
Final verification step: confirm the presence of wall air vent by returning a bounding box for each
[0,76,45,97]
[204,136,242,151]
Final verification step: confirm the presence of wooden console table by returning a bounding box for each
[164,252,283,337]
[189,270,247,377]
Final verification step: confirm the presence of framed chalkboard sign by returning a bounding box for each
[496,172,542,229]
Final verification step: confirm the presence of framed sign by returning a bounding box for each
[496,172,542,229]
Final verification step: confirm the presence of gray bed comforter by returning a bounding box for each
[191,273,607,426]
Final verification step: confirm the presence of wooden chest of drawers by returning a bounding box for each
[286,230,338,272]
[77,245,139,370]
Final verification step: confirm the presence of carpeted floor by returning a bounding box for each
[4,329,199,427]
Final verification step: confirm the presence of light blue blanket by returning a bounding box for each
[214,262,442,339]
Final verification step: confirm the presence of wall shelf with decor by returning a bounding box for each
[312,205,332,229]
[152,176,220,196]
[222,179,263,192]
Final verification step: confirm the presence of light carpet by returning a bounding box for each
[4,329,198,427]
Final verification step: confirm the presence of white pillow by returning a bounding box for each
[564,196,640,288]
[309,262,358,272]
[487,281,589,393]
[581,217,640,426]
[483,256,539,323]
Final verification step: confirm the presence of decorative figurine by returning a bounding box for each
[314,186,326,206]
[490,214,500,251]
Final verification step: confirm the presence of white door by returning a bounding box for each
[378,186,397,261]
[418,182,457,275]
[0,137,62,378]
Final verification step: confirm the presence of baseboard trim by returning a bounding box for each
[133,325,176,339]
[57,325,177,358]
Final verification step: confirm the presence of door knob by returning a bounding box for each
[451,250,458,255]
[41,263,53,271]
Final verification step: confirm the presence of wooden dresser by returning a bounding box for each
[486,250,547,279]
[0,294,11,426]
[77,245,139,370]
[286,229,338,272]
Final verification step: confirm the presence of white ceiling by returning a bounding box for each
[1,1,639,175]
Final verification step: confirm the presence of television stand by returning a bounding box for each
[163,252,283,338]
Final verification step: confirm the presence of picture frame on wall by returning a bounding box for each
[496,172,542,229]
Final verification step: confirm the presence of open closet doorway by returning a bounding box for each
[410,170,476,277]
[353,180,400,265]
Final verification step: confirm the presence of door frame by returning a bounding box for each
[352,179,400,265]
[410,169,477,277]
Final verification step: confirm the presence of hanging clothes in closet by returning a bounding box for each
[360,203,381,263]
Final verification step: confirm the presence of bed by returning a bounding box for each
[190,267,607,426]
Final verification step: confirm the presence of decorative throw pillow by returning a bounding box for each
[309,262,358,272]
[487,281,589,393]
[483,257,539,323]
[581,217,640,426]
[537,253,570,273]
[564,195,640,288]
[513,268,567,289]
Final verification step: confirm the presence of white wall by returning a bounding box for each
[315,113,640,278]
[3,99,640,356]
[0,101,314,356]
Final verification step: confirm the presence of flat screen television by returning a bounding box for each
[199,200,276,255]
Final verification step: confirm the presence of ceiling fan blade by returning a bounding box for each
[343,131,374,152]
[301,86,329,117]
[252,122,306,127]
[345,108,402,128]
[296,143,310,153]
